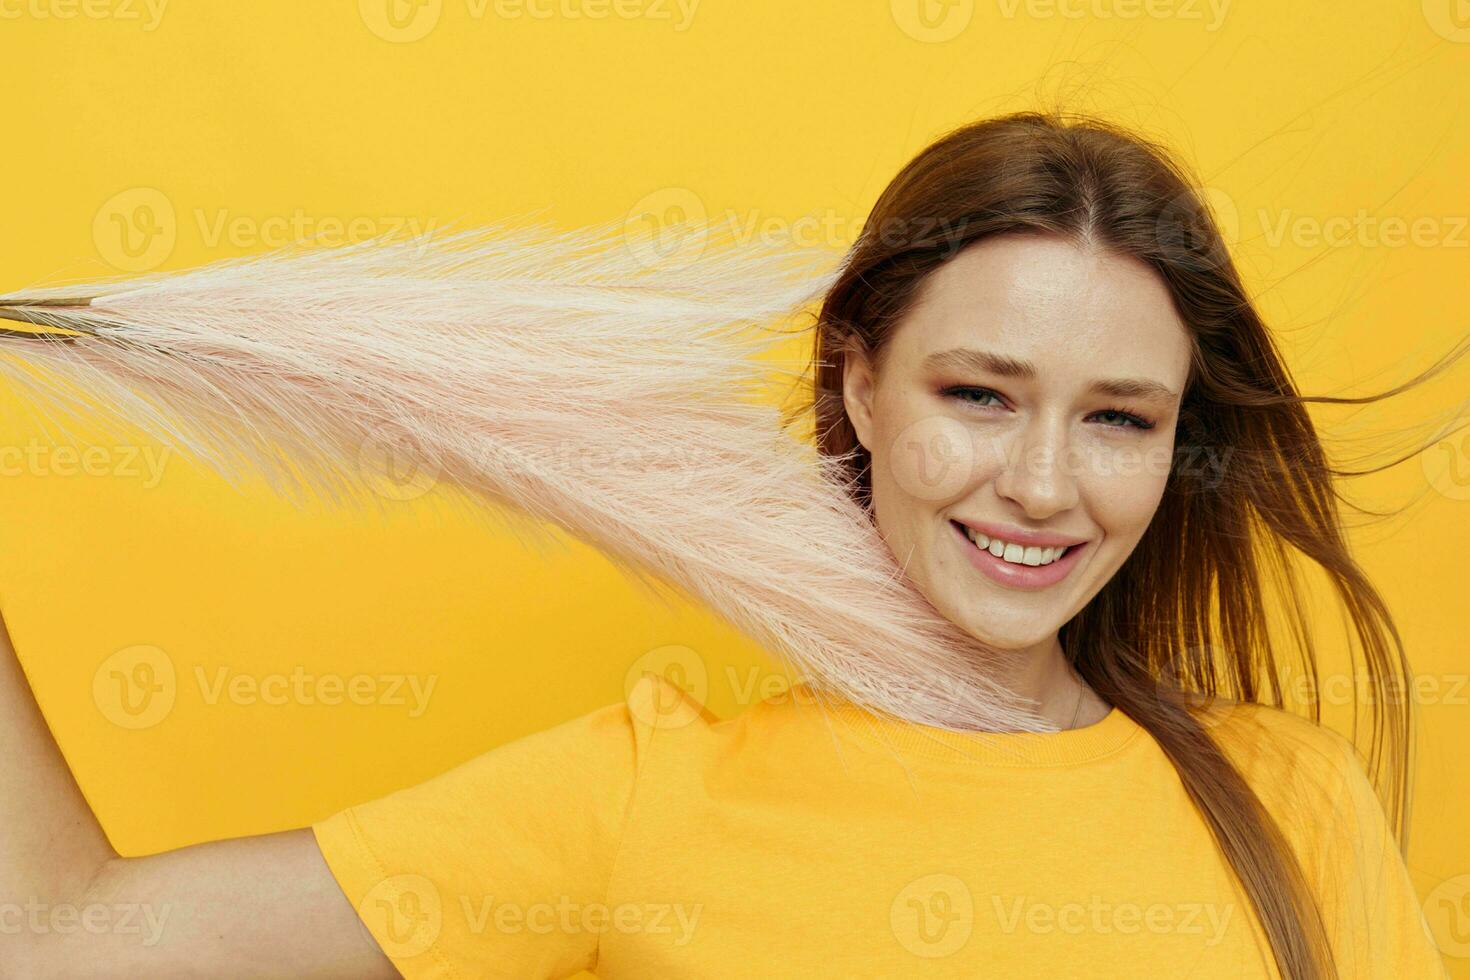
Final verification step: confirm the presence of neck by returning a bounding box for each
[1002,634,1106,730]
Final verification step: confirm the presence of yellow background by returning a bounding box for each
[2,1,1468,974]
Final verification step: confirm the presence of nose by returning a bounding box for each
[990,414,1081,519]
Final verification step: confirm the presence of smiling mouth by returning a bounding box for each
[948,519,1091,589]
[950,520,1078,567]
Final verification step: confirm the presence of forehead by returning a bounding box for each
[888,232,1192,386]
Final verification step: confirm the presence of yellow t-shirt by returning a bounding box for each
[311,672,1446,979]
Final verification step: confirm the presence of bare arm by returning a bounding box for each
[0,604,400,979]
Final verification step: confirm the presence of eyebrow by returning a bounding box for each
[921,347,1180,403]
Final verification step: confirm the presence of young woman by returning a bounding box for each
[2,111,1456,978]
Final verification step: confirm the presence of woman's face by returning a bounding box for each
[842,231,1194,656]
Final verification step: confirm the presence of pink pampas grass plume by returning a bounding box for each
[0,213,1049,734]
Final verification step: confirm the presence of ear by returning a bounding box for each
[842,342,877,452]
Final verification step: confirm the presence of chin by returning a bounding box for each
[929,592,1056,652]
[963,622,1056,653]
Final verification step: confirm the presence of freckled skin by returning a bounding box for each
[841,231,1194,703]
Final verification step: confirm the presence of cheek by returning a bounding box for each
[862,392,971,562]
[868,395,982,505]
[1077,447,1173,542]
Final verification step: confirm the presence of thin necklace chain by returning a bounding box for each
[1066,667,1085,730]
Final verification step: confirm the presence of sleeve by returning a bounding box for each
[310,673,664,980]
[1306,730,1448,979]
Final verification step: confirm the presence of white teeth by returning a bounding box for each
[963,525,1071,566]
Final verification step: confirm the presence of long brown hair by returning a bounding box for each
[788,109,1468,979]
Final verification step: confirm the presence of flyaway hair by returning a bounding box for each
[0,214,1047,734]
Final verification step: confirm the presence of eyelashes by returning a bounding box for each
[939,385,1157,432]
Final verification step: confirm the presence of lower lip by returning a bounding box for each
[951,520,1088,590]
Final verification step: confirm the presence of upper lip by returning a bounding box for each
[950,518,1090,549]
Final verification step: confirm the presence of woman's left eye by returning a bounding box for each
[941,387,1155,431]
[943,386,1005,409]
[1093,407,1156,430]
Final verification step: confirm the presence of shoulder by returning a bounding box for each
[1198,698,1362,786]
[1192,700,1387,849]
[1198,699,1393,859]
[1199,705,1443,974]
[469,671,728,790]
